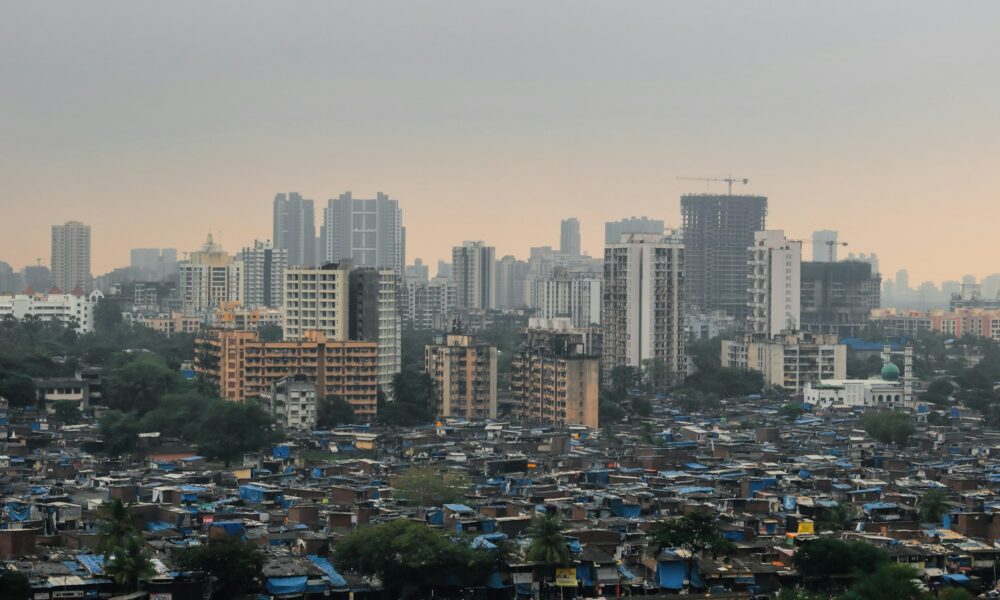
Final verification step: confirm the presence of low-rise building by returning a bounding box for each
[35,377,91,410]
[721,331,846,395]
[872,307,1000,342]
[139,312,202,336]
[0,289,103,334]
[260,376,318,430]
[804,363,912,411]
[213,302,283,330]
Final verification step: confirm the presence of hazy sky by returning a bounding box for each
[2,1,998,282]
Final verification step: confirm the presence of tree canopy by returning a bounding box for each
[651,511,735,558]
[316,395,355,428]
[334,518,496,598]
[104,353,179,413]
[861,411,916,446]
[394,466,469,507]
[381,368,434,426]
[795,538,888,590]
[173,538,263,600]
[840,563,926,600]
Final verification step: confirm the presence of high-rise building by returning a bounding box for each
[560,218,581,256]
[530,271,601,328]
[453,241,496,310]
[847,252,879,276]
[748,230,801,338]
[511,321,599,428]
[602,234,685,381]
[22,265,51,292]
[495,255,528,309]
[51,221,91,293]
[896,269,910,292]
[322,192,403,275]
[405,258,429,284]
[604,217,664,245]
[178,234,243,316]
[405,277,456,330]
[800,261,881,337]
[273,192,316,268]
[239,240,287,308]
[130,248,178,281]
[349,268,401,397]
[811,230,839,263]
[681,193,767,318]
[0,262,19,294]
[425,330,497,420]
[437,260,452,279]
[283,263,350,341]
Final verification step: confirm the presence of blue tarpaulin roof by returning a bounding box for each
[77,554,104,576]
[4,501,30,521]
[267,576,308,594]
[658,561,685,590]
[145,521,175,532]
[209,521,247,539]
[618,565,638,581]
[307,555,347,588]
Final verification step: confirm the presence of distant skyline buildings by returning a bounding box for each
[130,247,178,281]
[810,230,839,263]
[178,233,243,315]
[322,192,404,275]
[239,239,287,308]
[12,199,995,302]
[604,217,664,245]
[560,218,581,257]
[51,220,91,293]
[453,241,496,310]
[273,192,316,268]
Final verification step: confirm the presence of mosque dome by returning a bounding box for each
[881,362,901,381]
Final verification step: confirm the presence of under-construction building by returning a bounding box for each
[800,261,881,337]
[681,194,767,320]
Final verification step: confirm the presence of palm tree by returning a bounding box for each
[919,489,948,523]
[105,535,154,592]
[97,498,134,553]
[525,513,571,599]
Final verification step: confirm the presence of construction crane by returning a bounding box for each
[798,238,848,263]
[677,176,749,195]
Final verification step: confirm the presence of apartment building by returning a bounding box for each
[196,329,378,418]
[424,331,497,420]
[283,264,349,341]
[721,331,846,395]
[511,324,599,429]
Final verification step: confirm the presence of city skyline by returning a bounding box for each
[2,2,998,282]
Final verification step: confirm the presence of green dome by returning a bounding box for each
[881,363,901,381]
